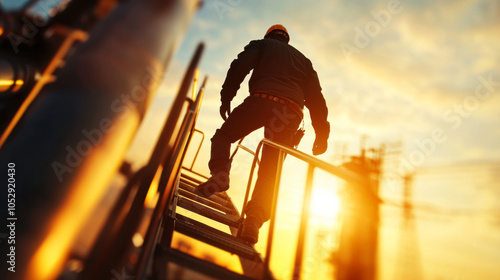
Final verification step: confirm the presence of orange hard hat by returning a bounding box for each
[264,24,290,42]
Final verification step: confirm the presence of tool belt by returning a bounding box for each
[251,91,303,119]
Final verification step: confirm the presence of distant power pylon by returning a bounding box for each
[393,175,425,280]
[334,136,383,280]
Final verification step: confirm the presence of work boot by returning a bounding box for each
[239,216,262,245]
[194,171,229,197]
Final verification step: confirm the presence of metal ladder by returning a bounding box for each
[152,170,272,280]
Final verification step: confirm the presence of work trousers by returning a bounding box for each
[209,96,301,225]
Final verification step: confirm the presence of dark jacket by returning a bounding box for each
[221,38,330,140]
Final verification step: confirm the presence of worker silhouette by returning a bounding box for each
[195,24,330,244]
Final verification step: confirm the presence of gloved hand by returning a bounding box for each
[219,101,231,121]
[312,137,328,156]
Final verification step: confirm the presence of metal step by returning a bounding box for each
[178,179,234,209]
[156,247,256,280]
[174,214,260,261]
[178,188,236,215]
[176,197,240,228]
[179,175,237,207]
[179,172,205,185]
[178,174,204,188]
[179,175,228,199]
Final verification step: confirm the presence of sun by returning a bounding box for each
[309,186,342,225]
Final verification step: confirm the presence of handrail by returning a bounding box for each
[229,138,246,160]
[134,75,208,278]
[178,72,206,174]
[184,132,261,181]
[230,138,261,166]
[239,138,378,279]
[186,128,205,171]
[261,139,372,187]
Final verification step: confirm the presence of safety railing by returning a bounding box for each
[180,118,377,279]
[239,138,378,280]
[135,77,208,279]
[230,138,256,161]
[181,128,211,180]
[184,129,206,171]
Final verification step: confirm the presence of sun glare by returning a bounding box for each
[310,186,341,224]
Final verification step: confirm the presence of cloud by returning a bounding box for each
[126,0,500,170]
[300,0,500,135]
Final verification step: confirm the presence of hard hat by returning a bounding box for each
[264,24,290,43]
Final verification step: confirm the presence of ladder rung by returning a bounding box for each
[180,176,227,200]
[174,214,259,260]
[179,172,205,185]
[178,180,232,206]
[177,197,239,228]
[179,176,235,204]
[179,175,204,187]
[158,247,255,280]
[178,188,236,215]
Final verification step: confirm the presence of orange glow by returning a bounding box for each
[191,68,199,99]
[0,79,24,86]
[308,172,343,228]
[132,233,144,247]
[310,187,341,219]
[144,166,162,208]
[0,30,88,150]
[26,112,140,280]
[172,233,244,274]
[0,79,24,93]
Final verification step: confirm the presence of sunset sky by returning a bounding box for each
[133,0,500,166]
[2,0,498,279]
[124,0,500,279]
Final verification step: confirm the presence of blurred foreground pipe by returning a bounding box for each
[0,29,87,147]
[0,0,200,279]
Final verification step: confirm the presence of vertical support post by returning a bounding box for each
[239,141,265,231]
[188,129,205,171]
[292,165,315,279]
[263,149,285,279]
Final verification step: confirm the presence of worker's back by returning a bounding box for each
[249,38,313,106]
